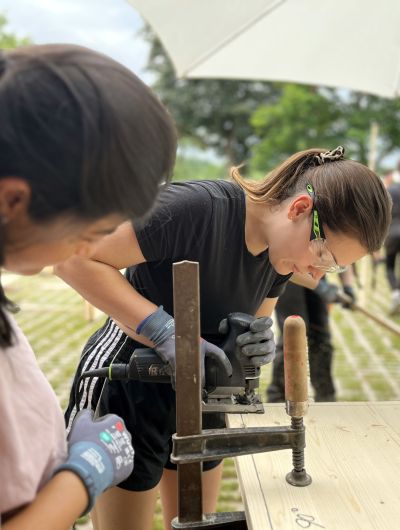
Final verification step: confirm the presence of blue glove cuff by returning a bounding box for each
[54,441,114,515]
[137,306,175,346]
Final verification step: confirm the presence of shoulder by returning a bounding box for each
[163,179,242,201]
[147,180,243,219]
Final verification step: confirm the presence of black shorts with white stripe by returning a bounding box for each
[65,317,223,491]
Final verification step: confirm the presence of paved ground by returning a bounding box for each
[5,259,400,530]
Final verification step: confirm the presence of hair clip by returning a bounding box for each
[314,146,345,165]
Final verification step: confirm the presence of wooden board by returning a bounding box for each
[227,402,400,530]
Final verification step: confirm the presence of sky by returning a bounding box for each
[0,0,151,82]
[0,0,220,161]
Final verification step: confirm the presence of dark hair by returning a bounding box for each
[231,147,392,253]
[0,43,177,345]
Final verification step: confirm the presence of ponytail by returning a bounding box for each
[231,147,345,204]
[231,147,391,253]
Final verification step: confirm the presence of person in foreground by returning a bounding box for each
[0,43,176,530]
[56,146,392,530]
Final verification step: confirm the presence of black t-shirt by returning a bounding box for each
[127,180,291,345]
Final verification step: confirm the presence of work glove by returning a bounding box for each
[54,409,134,515]
[219,314,276,367]
[137,306,232,388]
[314,278,356,309]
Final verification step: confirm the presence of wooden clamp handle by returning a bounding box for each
[284,315,308,417]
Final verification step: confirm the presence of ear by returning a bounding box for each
[0,178,31,221]
[287,194,313,221]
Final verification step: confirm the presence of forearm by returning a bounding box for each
[3,471,88,530]
[255,297,278,317]
[55,256,156,342]
[339,267,354,287]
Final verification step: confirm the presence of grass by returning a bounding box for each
[4,256,400,529]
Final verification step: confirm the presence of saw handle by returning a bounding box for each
[204,313,260,392]
[127,348,171,382]
[131,315,257,389]
[218,312,261,377]
[284,315,308,416]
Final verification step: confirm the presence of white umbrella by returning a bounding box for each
[128,0,400,99]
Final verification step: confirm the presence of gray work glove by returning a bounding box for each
[137,306,232,388]
[55,409,134,514]
[156,335,232,388]
[219,315,276,367]
[314,278,356,309]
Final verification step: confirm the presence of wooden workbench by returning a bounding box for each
[227,402,400,530]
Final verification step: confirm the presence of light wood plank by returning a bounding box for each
[227,402,400,530]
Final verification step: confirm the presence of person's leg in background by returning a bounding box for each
[267,283,309,402]
[384,238,400,315]
[267,281,336,403]
[305,288,336,402]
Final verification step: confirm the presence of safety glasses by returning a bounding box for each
[306,183,347,273]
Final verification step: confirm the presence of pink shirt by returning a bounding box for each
[0,313,67,516]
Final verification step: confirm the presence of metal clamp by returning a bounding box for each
[171,425,305,464]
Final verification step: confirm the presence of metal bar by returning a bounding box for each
[171,426,304,464]
[202,402,264,414]
[172,511,248,529]
[173,261,203,523]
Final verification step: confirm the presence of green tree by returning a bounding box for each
[0,14,30,49]
[337,92,400,167]
[251,84,400,172]
[143,27,281,167]
[250,84,344,172]
[173,155,226,182]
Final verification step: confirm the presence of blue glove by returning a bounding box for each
[219,315,275,367]
[55,409,134,514]
[137,306,232,388]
